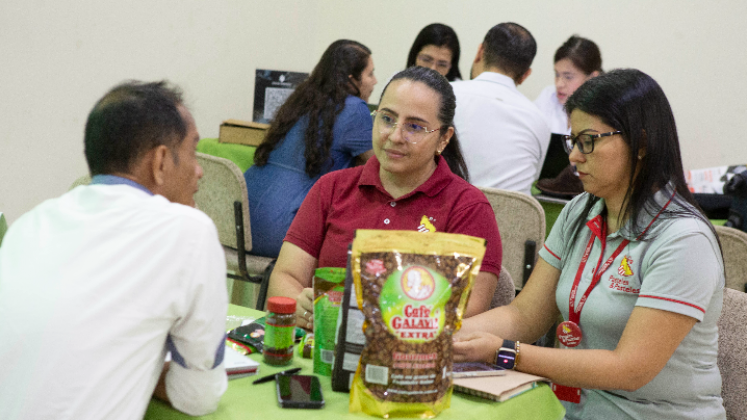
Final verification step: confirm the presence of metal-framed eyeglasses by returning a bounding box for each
[562,131,622,154]
[371,110,442,144]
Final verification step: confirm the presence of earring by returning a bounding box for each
[637,155,643,160]
[435,150,442,156]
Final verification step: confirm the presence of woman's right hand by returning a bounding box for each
[295,288,314,330]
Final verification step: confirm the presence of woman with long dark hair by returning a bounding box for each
[455,69,725,419]
[406,23,462,81]
[268,66,501,328]
[245,39,376,257]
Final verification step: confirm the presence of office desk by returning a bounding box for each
[145,305,565,420]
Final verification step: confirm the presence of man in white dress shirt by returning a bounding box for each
[452,22,551,195]
[0,81,228,419]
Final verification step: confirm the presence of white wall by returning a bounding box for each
[2,0,746,224]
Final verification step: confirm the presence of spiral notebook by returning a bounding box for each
[453,369,548,402]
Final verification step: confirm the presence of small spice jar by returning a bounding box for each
[263,296,297,366]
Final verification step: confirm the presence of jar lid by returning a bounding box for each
[267,296,296,314]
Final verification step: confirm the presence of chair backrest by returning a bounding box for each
[0,212,8,247]
[718,287,747,420]
[195,153,252,252]
[479,187,546,290]
[490,265,516,309]
[715,225,747,293]
[69,175,92,190]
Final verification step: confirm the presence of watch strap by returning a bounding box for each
[495,339,517,370]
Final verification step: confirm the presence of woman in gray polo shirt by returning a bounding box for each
[455,69,725,419]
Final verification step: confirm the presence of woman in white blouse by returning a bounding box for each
[535,35,602,134]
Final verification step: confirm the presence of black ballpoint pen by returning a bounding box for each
[252,367,302,384]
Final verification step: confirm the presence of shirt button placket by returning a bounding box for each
[385,201,396,225]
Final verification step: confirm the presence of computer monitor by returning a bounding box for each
[253,69,309,124]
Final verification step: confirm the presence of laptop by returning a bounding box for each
[538,133,570,181]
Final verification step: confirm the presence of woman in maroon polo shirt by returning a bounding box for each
[267,66,503,329]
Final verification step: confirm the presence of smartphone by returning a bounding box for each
[227,322,265,352]
[276,374,325,409]
[452,362,506,378]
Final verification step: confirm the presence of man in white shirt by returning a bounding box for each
[0,81,228,419]
[452,22,551,195]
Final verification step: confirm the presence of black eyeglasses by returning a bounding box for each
[562,131,622,154]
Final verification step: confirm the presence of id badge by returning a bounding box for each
[557,320,582,347]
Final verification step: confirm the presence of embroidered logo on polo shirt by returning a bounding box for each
[417,215,436,233]
[608,275,640,294]
[617,256,634,276]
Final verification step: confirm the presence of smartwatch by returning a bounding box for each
[494,340,517,370]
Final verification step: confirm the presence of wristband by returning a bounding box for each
[515,341,521,369]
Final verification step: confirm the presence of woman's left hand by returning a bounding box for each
[453,331,504,364]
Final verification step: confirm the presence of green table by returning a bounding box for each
[144,305,565,420]
[197,138,256,173]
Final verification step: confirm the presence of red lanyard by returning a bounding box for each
[567,192,676,324]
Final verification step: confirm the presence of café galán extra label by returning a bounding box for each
[380,265,451,343]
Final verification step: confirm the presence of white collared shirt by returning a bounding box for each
[452,72,551,195]
[0,184,228,419]
[534,84,572,135]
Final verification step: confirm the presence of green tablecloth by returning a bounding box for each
[144,305,565,420]
[197,138,256,173]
